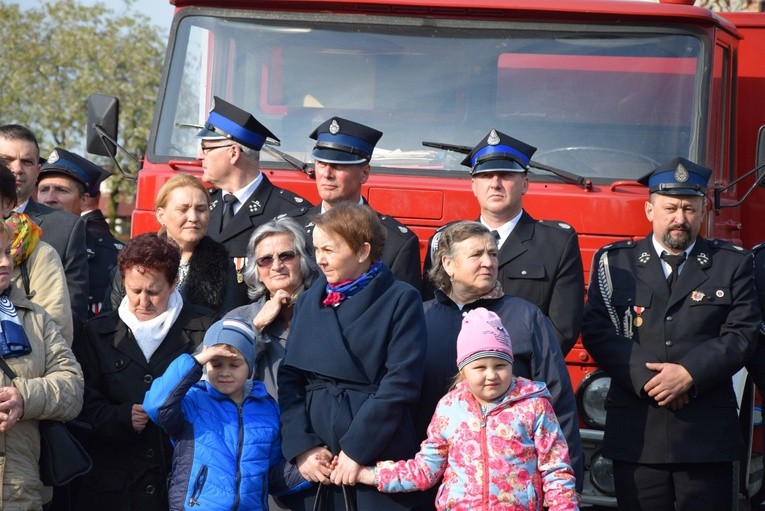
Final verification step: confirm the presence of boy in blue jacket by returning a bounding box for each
[144,317,309,510]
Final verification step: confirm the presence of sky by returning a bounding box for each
[10,0,175,37]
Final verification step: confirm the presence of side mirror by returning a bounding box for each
[86,94,119,157]
[757,124,765,188]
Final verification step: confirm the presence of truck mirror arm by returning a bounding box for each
[261,142,315,179]
[712,162,765,213]
[422,140,591,190]
[90,123,140,181]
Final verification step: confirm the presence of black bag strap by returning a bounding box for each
[0,355,18,380]
[312,484,357,511]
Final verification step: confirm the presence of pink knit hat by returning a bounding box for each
[456,308,513,370]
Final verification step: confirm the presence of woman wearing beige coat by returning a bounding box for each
[0,219,84,511]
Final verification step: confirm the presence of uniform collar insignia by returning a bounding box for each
[209,199,219,211]
[248,200,262,213]
[638,251,651,264]
[696,252,709,266]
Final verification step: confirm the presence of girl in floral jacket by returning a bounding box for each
[357,308,578,511]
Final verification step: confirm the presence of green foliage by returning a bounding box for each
[0,0,166,225]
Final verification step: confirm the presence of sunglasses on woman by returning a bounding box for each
[255,250,297,268]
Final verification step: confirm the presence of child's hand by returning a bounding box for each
[357,466,376,486]
[194,345,239,365]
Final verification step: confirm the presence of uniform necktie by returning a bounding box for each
[221,194,238,233]
[660,252,686,291]
[491,230,501,245]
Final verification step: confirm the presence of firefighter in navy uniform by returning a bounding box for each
[582,157,761,511]
[422,129,584,355]
[285,117,422,291]
[37,148,122,317]
[197,97,309,300]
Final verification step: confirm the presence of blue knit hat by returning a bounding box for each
[203,318,256,374]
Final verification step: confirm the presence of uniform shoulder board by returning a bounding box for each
[276,188,308,204]
[601,239,636,251]
[537,219,574,231]
[378,214,415,239]
[710,239,748,254]
[751,242,765,255]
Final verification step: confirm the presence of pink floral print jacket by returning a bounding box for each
[376,377,578,511]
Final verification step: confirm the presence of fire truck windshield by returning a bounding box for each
[151,10,705,181]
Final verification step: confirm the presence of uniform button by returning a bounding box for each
[145,484,156,495]
[145,448,155,458]
[115,360,124,369]
[666,316,673,321]
[665,340,673,347]
[143,374,153,384]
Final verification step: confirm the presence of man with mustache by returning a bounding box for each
[582,157,761,511]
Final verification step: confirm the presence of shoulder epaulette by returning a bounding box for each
[275,188,309,206]
[379,215,415,239]
[751,242,765,254]
[600,239,637,251]
[537,219,575,231]
[709,239,748,254]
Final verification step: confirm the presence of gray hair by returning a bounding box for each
[237,144,261,166]
[242,216,318,300]
[427,221,494,294]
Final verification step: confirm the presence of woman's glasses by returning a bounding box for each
[255,250,297,268]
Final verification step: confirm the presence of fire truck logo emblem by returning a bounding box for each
[329,119,340,134]
[249,201,261,213]
[487,129,501,145]
[675,164,689,183]
[638,252,651,264]
[696,253,709,265]
[691,291,705,302]
[47,150,59,163]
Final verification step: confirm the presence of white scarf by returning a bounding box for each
[118,290,184,362]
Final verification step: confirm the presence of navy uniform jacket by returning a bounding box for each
[745,243,765,390]
[82,209,122,317]
[286,201,422,291]
[582,236,760,464]
[279,265,426,510]
[419,291,584,491]
[422,210,584,354]
[24,199,89,324]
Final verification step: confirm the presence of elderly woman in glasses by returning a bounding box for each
[226,217,318,399]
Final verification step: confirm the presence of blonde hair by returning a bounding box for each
[155,174,210,210]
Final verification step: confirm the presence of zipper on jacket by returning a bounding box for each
[189,465,208,506]
[233,403,244,511]
[480,407,490,511]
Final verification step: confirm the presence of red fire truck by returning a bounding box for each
[88,0,765,506]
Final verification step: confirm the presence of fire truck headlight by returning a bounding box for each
[590,451,616,495]
[578,371,611,429]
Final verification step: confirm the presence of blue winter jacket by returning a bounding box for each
[143,354,309,510]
